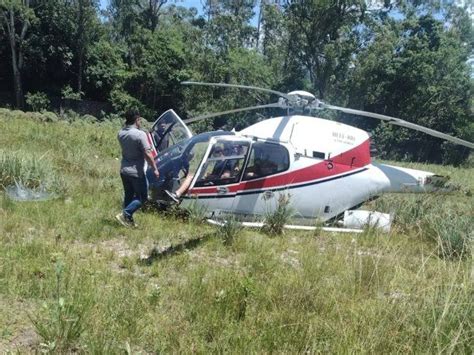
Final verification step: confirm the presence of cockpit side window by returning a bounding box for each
[194,142,250,187]
[243,142,289,180]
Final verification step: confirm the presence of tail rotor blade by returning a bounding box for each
[182,81,291,100]
[184,102,286,124]
[323,104,474,149]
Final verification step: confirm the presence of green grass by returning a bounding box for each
[0,110,472,352]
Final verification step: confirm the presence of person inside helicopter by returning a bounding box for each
[164,150,195,203]
[200,144,246,182]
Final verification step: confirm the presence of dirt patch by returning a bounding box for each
[0,328,39,353]
[73,237,155,261]
[0,298,39,353]
[99,238,151,259]
[189,249,241,269]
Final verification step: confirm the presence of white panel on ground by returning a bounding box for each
[343,210,391,232]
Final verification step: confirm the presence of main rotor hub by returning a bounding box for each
[287,90,316,101]
[287,90,324,110]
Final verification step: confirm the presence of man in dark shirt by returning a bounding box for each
[116,109,159,227]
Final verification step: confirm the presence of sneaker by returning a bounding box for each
[129,217,138,228]
[165,190,180,203]
[116,213,134,228]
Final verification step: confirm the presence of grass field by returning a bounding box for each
[0,109,472,353]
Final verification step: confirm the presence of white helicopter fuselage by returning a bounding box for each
[175,115,444,222]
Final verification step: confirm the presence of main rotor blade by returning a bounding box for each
[184,102,286,124]
[323,104,474,149]
[182,81,291,100]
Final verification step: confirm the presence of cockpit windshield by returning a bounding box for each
[154,131,235,171]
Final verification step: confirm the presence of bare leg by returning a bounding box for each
[175,174,194,197]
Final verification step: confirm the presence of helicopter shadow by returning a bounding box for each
[139,232,215,265]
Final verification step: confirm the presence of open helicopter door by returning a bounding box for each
[149,109,193,153]
[185,137,252,215]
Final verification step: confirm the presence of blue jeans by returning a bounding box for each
[120,173,148,219]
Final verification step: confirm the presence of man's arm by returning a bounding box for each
[144,150,159,178]
[139,130,159,178]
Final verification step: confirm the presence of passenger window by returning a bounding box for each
[195,142,249,187]
[243,142,289,180]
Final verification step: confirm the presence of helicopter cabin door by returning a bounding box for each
[230,141,291,219]
[188,138,251,215]
[149,109,193,153]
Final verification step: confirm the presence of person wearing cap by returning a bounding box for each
[116,109,159,227]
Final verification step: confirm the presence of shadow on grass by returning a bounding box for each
[102,217,123,228]
[140,233,215,265]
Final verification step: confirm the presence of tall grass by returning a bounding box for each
[215,217,243,246]
[0,110,473,352]
[372,193,473,259]
[30,261,90,353]
[0,150,67,195]
[262,192,294,235]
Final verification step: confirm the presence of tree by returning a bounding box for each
[202,0,256,53]
[0,0,35,108]
[85,39,127,101]
[284,0,366,99]
[141,0,168,32]
[344,14,472,164]
[72,0,100,93]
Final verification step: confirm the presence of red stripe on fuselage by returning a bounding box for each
[189,139,371,195]
[146,133,158,158]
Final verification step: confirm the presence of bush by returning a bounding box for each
[25,92,50,112]
[0,108,13,118]
[182,198,208,223]
[262,193,294,236]
[61,109,79,121]
[41,111,59,122]
[216,217,243,246]
[61,85,83,101]
[0,150,67,195]
[81,114,97,123]
[0,108,58,123]
[110,89,146,117]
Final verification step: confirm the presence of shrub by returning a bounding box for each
[81,114,97,123]
[110,89,147,117]
[61,109,82,122]
[262,192,294,236]
[182,198,208,223]
[0,150,67,195]
[41,111,59,122]
[61,85,83,101]
[25,92,50,112]
[216,217,243,246]
[0,151,47,189]
[0,108,13,118]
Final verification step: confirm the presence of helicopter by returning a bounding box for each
[144,82,473,229]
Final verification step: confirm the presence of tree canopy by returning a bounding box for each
[0,0,472,164]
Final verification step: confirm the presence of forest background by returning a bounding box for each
[1,0,473,164]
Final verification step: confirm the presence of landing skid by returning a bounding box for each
[207,219,364,233]
[207,208,391,234]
